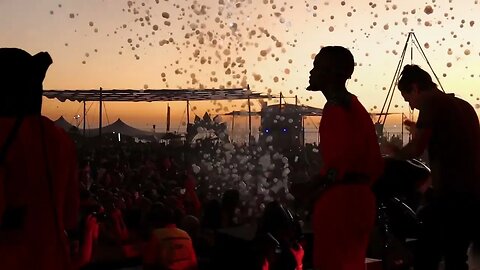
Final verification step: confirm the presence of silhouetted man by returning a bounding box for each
[306,46,384,270]
[389,64,480,270]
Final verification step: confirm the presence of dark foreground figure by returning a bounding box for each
[387,64,480,270]
[0,48,79,269]
[306,46,384,270]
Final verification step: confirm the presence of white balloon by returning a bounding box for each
[223,143,235,151]
[192,164,201,174]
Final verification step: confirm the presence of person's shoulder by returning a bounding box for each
[162,227,192,239]
[327,93,353,108]
[328,94,371,119]
[418,92,442,111]
[151,228,169,239]
[40,115,63,130]
[431,90,454,104]
[153,227,192,240]
[40,116,75,142]
[324,100,349,114]
[0,117,17,133]
[454,95,475,109]
[433,92,475,115]
[175,228,192,239]
[350,95,371,112]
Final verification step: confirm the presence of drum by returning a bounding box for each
[373,157,430,201]
[369,158,430,269]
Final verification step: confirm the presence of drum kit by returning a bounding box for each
[369,157,431,270]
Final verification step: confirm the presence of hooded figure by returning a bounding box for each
[0,48,52,116]
[0,48,79,270]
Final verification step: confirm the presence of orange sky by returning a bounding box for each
[1,0,479,136]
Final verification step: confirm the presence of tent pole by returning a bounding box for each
[166,103,171,132]
[248,96,252,145]
[99,87,102,138]
[401,113,405,146]
[83,99,86,137]
[279,92,283,113]
[302,116,306,147]
[186,100,190,126]
[296,95,303,146]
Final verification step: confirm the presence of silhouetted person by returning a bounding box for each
[0,48,79,269]
[143,203,197,270]
[387,64,480,270]
[221,189,240,227]
[254,201,304,270]
[201,199,222,231]
[306,46,384,270]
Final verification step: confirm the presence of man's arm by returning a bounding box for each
[394,127,432,160]
[319,105,353,178]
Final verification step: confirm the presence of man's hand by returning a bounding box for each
[416,176,432,194]
[290,174,332,209]
[404,119,417,138]
[381,141,400,156]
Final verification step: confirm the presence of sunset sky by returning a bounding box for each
[1,0,479,138]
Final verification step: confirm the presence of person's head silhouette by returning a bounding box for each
[397,64,438,110]
[0,48,52,116]
[307,46,354,92]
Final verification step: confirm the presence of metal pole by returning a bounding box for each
[377,32,411,126]
[409,109,414,142]
[302,116,305,146]
[186,100,190,126]
[279,92,283,113]
[411,32,446,92]
[248,96,252,145]
[296,95,304,145]
[83,99,86,137]
[401,113,404,146]
[99,87,102,137]
[166,104,171,132]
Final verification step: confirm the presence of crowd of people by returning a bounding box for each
[72,134,318,270]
